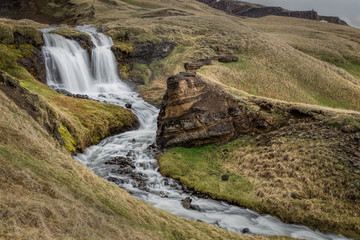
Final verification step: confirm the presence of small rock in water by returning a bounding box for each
[125,103,132,109]
[131,138,136,143]
[181,197,192,209]
[242,228,250,234]
[221,174,229,181]
[190,204,201,211]
[160,191,168,198]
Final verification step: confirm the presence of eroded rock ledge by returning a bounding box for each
[156,72,278,148]
[198,0,348,26]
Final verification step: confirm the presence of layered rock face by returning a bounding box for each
[198,0,348,26]
[156,72,276,148]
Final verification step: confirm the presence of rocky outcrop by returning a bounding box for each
[218,55,239,63]
[111,41,175,86]
[49,28,95,53]
[2,24,47,84]
[156,72,277,148]
[130,42,175,64]
[198,0,348,26]
[0,0,94,25]
[184,60,211,72]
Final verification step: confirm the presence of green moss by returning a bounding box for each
[113,42,133,54]
[50,28,91,40]
[58,124,77,153]
[132,63,152,85]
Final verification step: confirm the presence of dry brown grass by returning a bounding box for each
[0,84,261,239]
[159,120,360,239]
[72,0,360,111]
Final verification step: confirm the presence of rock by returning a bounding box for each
[190,204,201,211]
[105,156,135,169]
[290,192,300,199]
[221,174,229,181]
[184,62,205,72]
[184,59,212,72]
[156,72,277,148]
[242,228,250,234]
[218,55,239,63]
[160,191,168,198]
[125,103,132,109]
[97,24,109,33]
[56,88,73,96]
[131,42,176,64]
[181,197,192,209]
[197,0,348,26]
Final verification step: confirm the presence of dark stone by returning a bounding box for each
[290,192,300,199]
[97,24,109,33]
[125,103,132,109]
[131,42,176,64]
[181,197,192,209]
[218,55,239,63]
[221,174,229,181]
[242,228,250,234]
[184,59,212,72]
[105,156,135,169]
[197,0,348,26]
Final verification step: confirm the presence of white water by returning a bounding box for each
[42,26,351,240]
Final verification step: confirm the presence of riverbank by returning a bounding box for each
[158,121,360,239]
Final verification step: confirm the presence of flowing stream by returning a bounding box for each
[42,26,350,240]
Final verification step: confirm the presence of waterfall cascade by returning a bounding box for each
[42,26,350,240]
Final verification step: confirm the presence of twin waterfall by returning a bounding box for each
[42,26,348,240]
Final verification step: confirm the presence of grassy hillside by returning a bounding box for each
[0,18,274,240]
[244,16,360,81]
[0,86,262,240]
[159,113,360,239]
[3,0,360,111]
[92,0,360,111]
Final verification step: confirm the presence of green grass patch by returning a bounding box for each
[158,144,261,209]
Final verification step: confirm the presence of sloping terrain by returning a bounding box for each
[0,0,360,239]
[2,0,360,110]
[0,18,270,240]
[0,80,257,240]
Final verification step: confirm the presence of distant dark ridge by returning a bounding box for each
[198,0,348,26]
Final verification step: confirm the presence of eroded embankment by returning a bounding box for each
[157,72,360,239]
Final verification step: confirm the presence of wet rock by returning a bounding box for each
[105,156,135,168]
[242,228,250,234]
[160,191,168,198]
[181,197,192,209]
[125,103,132,109]
[221,174,229,181]
[218,55,239,63]
[190,204,201,211]
[147,143,157,150]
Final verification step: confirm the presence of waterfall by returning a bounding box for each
[42,26,350,240]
